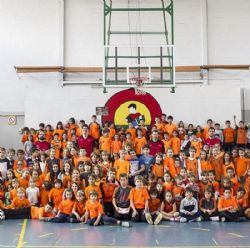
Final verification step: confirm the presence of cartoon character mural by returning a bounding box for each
[126,103,145,128]
[102,88,162,127]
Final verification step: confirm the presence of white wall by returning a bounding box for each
[0,0,250,148]
[24,84,241,128]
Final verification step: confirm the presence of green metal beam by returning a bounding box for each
[108,31,167,35]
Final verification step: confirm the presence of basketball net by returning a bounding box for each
[129,77,148,95]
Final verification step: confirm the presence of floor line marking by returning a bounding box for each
[192,227,210,231]
[212,238,218,246]
[21,245,250,248]
[17,219,27,248]
[71,227,88,231]
[227,233,246,238]
[38,233,54,238]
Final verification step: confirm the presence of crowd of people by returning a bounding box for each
[0,113,250,226]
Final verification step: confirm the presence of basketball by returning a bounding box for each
[245,211,250,220]
[0,209,5,220]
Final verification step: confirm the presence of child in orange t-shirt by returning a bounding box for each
[129,175,150,222]
[134,129,147,156]
[71,190,86,223]
[114,149,130,180]
[84,190,129,227]
[8,187,30,209]
[171,130,181,156]
[145,188,162,225]
[218,188,240,222]
[151,153,164,178]
[163,172,173,192]
[208,170,220,200]
[84,174,102,200]
[49,189,75,222]
[111,134,122,157]
[99,128,112,153]
[235,149,249,177]
[198,150,213,180]
[48,179,64,211]
[186,147,198,177]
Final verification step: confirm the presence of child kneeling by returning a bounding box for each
[179,187,201,222]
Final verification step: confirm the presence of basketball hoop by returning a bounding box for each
[129,77,149,95]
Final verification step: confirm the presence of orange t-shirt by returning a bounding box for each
[50,140,62,159]
[85,200,104,219]
[114,159,130,180]
[85,185,102,200]
[10,197,30,209]
[0,200,4,209]
[45,131,53,142]
[129,187,150,209]
[223,128,235,143]
[163,157,177,178]
[163,182,173,192]
[191,140,202,157]
[209,156,223,181]
[151,164,164,178]
[40,189,50,207]
[172,185,184,198]
[10,189,17,201]
[111,140,122,155]
[148,198,161,212]
[109,128,116,139]
[58,199,75,215]
[100,181,118,203]
[199,160,213,173]
[31,206,55,219]
[126,128,136,141]
[89,122,100,140]
[162,139,172,153]
[73,201,86,216]
[99,136,112,153]
[53,129,65,141]
[236,127,247,144]
[134,137,147,155]
[171,137,181,155]
[235,157,249,177]
[218,196,238,210]
[164,124,177,136]
[48,188,64,209]
[186,158,198,176]
[18,178,29,189]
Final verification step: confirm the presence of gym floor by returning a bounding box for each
[0,220,250,248]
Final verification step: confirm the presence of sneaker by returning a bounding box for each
[210,216,219,222]
[196,217,202,222]
[170,217,175,222]
[145,213,153,225]
[154,213,162,225]
[221,217,226,222]
[121,221,131,227]
[180,217,187,223]
[174,216,181,222]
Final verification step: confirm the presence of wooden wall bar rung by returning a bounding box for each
[14,65,250,73]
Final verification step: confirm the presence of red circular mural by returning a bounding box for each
[102,88,162,126]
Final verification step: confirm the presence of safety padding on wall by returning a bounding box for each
[102,88,162,127]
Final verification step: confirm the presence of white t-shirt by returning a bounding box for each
[26,187,40,205]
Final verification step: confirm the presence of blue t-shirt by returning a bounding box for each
[139,155,154,175]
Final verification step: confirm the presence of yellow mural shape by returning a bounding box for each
[114,101,151,126]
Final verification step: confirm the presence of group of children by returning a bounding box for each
[0,114,249,226]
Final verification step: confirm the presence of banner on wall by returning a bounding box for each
[102,88,162,127]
